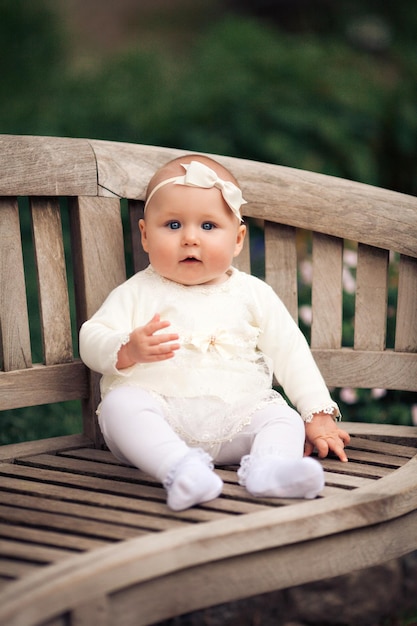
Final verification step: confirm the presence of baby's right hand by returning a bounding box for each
[116,313,180,369]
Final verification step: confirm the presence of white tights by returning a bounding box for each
[99,387,324,509]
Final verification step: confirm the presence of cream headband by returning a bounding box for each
[144,160,247,222]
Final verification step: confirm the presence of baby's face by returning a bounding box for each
[139,183,246,286]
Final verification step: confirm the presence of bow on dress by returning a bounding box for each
[181,328,259,360]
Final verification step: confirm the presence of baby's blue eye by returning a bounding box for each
[168,221,181,230]
[202,222,215,231]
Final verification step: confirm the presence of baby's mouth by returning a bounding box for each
[181,256,201,263]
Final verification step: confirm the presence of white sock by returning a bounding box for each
[163,449,223,511]
[238,455,325,500]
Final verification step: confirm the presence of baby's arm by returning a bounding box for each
[116,313,180,369]
[304,413,351,463]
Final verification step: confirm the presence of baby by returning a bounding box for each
[80,154,350,511]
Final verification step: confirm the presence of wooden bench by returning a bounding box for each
[0,134,416,626]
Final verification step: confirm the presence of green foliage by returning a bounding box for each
[0,402,81,445]
[0,0,66,133]
[58,48,178,142]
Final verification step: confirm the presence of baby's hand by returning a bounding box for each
[116,313,180,369]
[304,413,350,463]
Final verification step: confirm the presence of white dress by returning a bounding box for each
[79,266,338,447]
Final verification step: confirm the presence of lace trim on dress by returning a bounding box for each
[302,404,341,423]
[111,333,131,370]
[154,390,286,449]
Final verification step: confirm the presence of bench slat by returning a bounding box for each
[0,523,108,552]
[0,197,32,371]
[265,221,298,320]
[0,362,88,410]
[0,539,74,564]
[70,196,126,322]
[312,348,417,390]
[11,455,272,517]
[0,483,185,533]
[0,503,142,542]
[30,198,73,365]
[0,559,39,579]
[70,196,127,444]
[311,233,343,349]
[348,436,416,458]
[395,254,417,352]
[354,244,389,350]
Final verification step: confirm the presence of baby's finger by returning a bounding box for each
[147,345,180,361]
[152,340,180,354]
[338,429,351,446]
[314,437,330,459]
[145,313,171,336]
[148,334,180,350]
[329,437,348,463]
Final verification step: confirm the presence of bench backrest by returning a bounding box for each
[1,135,416,446]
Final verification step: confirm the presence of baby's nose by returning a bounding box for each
[182,227,199,244]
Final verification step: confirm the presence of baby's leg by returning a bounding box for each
[236,404,324,499]
[99,387,222,510]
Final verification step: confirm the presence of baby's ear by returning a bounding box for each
[233,223,247,257]
[138,219,149,252]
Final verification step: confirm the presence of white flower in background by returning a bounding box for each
[342,267,356,294]
[340,387,359,404]
[412,405,417,426]
[299,259,313,286]
[343,249,358,268]
[299,305,312,326]
[371,388,387,399]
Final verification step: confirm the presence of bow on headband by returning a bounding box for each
[144,161,247,221]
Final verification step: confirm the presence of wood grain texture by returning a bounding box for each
[91,140,183,200]
[0,361,88,410]
[0,433,92,462]
[1,451,417,626]
[0,197,32,371]
[354,244,389,350]
[265,221,298,320]
[69,196,126,323]
[311,233,343,349]
[69,196,127,445]
[312,348,417,391]
[30,198,73,364]
[395,254,417,352]
[0,135,97,196]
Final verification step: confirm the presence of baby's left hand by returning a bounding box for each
[304,413,350,462]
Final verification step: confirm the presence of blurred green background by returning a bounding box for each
[1,0,416,443]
